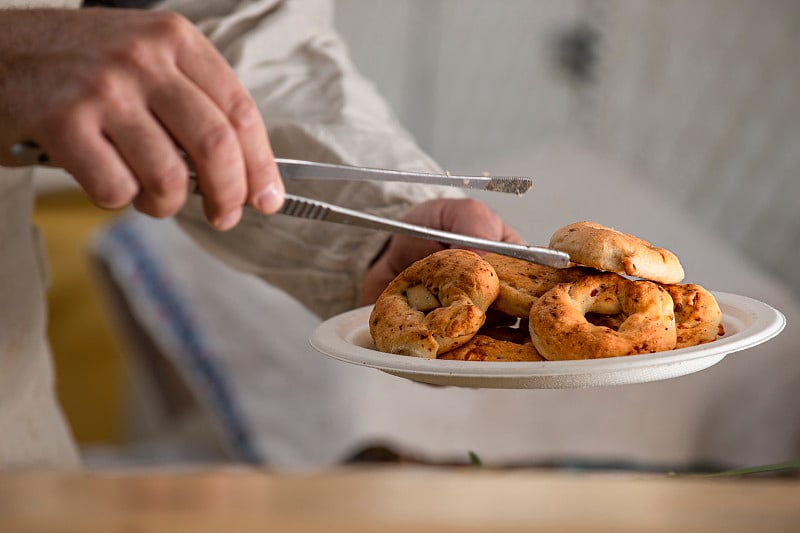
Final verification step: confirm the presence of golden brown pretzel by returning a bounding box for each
[439,334,544,362]
[661,283,724,348]
[529,273,677,360]
[483,253,599,318]
[369,249,500,358]
[549,221,685,284]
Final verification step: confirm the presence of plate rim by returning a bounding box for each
[309,291,786,382]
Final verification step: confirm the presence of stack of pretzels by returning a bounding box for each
[369,221,724,361]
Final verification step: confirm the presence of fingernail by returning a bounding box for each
[214,207,242,231]
[255,183,284,213]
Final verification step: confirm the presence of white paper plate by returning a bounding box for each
[309,292,785,389]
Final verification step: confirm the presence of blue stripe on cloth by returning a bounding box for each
[104,220,262,464]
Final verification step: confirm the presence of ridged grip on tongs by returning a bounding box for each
[279,195,569,268]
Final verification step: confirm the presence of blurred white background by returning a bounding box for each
[333,0,800,300]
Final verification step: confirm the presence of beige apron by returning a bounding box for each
[0,0,459,467]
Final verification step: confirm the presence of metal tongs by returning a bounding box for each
[11,141,570,267]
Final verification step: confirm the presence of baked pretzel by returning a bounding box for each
[439,334,544,362]
[529,273,677,360]
[549,221,685,284]
[661,283,724,348]
[483,253,599,317]
[369,249,499,358]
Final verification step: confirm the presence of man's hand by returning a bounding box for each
[360,198,524,305]
[0,8,284,230]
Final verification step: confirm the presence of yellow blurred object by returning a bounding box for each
[33,190,126,445]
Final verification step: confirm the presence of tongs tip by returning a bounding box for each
[485,176,533,195]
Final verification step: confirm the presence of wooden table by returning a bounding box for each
[1,467,798,532]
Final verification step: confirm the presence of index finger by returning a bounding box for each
[174,19,284,213]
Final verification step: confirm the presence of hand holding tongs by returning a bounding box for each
[11,141,569,268]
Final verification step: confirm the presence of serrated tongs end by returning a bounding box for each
[485,176,533,195]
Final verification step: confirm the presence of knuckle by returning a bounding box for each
[197,122,238,161]
[149,11,194,47]
[242,140,274,178]
[88,177,138,209]
[146,161,188,196]
[199,177,246,216]
[209,187,246,213]
[81,68,127,107]
[135,196,181,219]
[248,155,274,183]
[134,162,188,217]
[110,39,153,74]
[227,93,261,132]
